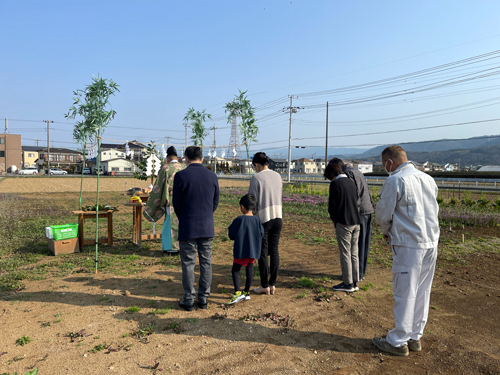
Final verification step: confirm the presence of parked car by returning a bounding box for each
[83,167,91,174]
[94,168,104,175]
[49,168,67,175]
[18,167,38,175]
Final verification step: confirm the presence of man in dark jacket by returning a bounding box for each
[330,158,374,281]
[324,163,361,293]
[172,146,219,311]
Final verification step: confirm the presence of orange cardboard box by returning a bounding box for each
[48,237,80,256]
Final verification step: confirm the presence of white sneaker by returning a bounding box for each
[243,291,251,301]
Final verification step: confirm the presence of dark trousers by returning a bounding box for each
[358,213,372,280]
[232,262,254,293]
[259,218,282,288]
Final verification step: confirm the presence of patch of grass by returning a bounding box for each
[186,318,198,323]
[431,305,438,310]
[88,343,106,353]
[149,306,172,315]
[296,276,315,288]
[15,336,32,346]
[360,282,374,291]
[124,306,141,314]
[295,291,308,299]
[134,322,157,337]
[100,296,111,301]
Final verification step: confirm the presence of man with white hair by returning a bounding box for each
[373,145,440,357]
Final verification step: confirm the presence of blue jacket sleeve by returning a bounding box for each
[213,175,220,212]
[172,173,182,217]
[228,217,240,240]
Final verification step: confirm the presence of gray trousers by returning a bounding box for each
[179,238,213,305]
[335,223,360,285]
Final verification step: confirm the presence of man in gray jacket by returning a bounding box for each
[330,158,374,281]
[373,145,440,357]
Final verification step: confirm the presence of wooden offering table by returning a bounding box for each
[72,210,115,251]
[124,194,162,247]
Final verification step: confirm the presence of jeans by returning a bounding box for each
[259,218,282,288]
[179,237,213,305]
[335,223,360,285]
[358,214,372,279]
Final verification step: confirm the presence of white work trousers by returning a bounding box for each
[386,245,437,348]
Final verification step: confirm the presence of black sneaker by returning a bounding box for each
[332,282,355,292]
[353,282,359,291]
[179,301,194,311]
[197,299,208,309]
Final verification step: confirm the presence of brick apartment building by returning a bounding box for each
[0,134,22,173]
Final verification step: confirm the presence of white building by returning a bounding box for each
[293,158,317,174]
[353,161,373,174]
[314,158,326,174]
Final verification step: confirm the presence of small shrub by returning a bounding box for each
[449,198,458,206]
[296,291,307,299]
[125,306,141,314]
[15,336,32,346]
[296,277,315,288]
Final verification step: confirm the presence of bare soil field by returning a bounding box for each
[0,177,499,375]
[0,176,248,194]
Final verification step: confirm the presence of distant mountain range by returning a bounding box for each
[340,135,500,166]
[263,135,500,166]
[355,135,500,160]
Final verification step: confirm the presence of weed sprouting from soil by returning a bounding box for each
[15,336,32,346]
[125,306,141,314]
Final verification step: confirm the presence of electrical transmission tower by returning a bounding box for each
[228,117,241,160]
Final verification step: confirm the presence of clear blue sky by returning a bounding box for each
[2,0,500,159]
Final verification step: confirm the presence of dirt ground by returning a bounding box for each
[1,177,499,375]
[0,176,249,194]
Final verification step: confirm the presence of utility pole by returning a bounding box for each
[325,101,329,172]
[184,121,188,157]
[166,136,170,149]
[210,125,217,173]
[285,95,299,183]
[34,139,41,147]
[4,119,7,173]
[43,120,53,171]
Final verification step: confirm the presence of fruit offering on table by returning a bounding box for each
[130,196,143,204]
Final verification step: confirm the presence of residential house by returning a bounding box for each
[269,158,289,174]
[84,141,148,173]
[22,145,41,169]
[422,161,443,172]
[293,158,317,174]
[99,158,138,175]
[204,156,233,172]
[443,163,456,172]
[352,161,373,174]
[314,158,326,174]
[36,147,82,171]
[0,134,22,173]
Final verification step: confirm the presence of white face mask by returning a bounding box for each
[384,159,394,176]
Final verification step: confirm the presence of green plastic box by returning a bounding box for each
[51,223,79,241]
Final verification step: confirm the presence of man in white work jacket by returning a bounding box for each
[373,145,440,357]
